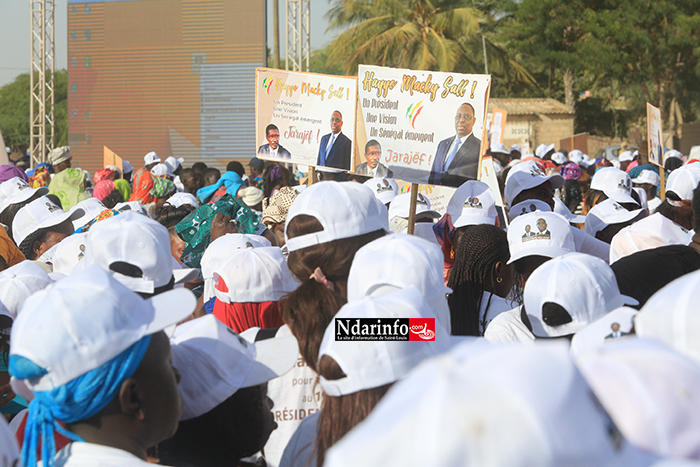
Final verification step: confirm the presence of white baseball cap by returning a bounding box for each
[569,149,584,163]
[0,177,48,215]
[122,160,133,173]
[324,341,658,467]
[619,150,635,162]
[665,149,683,160]
[82,211,197,294]
[632,170,660,187]
[51,232,88,276]
[164,156,184,173]
[69,197,106,231]
[239,187,265,208]
[576,338,700,459]
[0,261,53,320]
[200,233,271,303]
[10,265,196,392]
[347,233,452,334]
[285,181,389,252]
[12,197,83,247]
[535,143,555,158]
[569,307,638,358]
[504,160,565,207]
[508,199,552,221]
[150,163,173,178]
[164,192,199,209]
[525,253,638,338]
[490,142,509,154]
[171,315,298,420]
[585,199,645,237]
[666,165,700,201]
[635,269,700,365]
[551,152,568,165]
[362,178,398,205]
[144,151,161,165]
[507,211,575,264]
[389,192,440,221]
[510,144,522,153]
[590,167,638,205]
[552,197,586,224]
[318,287,451,397]
[609,213,692,264]
[213,246,298,303]
[446,180,497,228]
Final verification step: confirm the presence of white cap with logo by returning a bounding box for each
[504,160,564,207]
[666,165,700,201]
[508,199,552,221]
[507,211,575,264]
[362,177,398,205]
[619,151,635,162]
[446,180,497,228]
[285,181,389,252]
[0,177,48,215]
[318,287,451,397]
[590,167,637,205]
[632,170,661,187]
[12,197,83,247]
[144,151,161,165]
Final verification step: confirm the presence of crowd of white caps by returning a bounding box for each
[1,143,700,467]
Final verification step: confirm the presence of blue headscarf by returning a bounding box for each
[9,335,152,467]
[196,171,245,204]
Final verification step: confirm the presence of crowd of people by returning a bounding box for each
[1,140,700,467]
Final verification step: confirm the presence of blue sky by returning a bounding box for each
[0,0,337,87]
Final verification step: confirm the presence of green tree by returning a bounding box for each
[578,0,700,134]
[323,0,534,86]
[0,70,67,154]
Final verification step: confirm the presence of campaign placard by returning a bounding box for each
[354,65,491,187]
[255,68,357,169]
[646,103,663,167]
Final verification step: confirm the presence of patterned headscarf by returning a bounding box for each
[28,166,51,189]
[262,186,298,226]
[560,162,582,181]
[175,194,261,268]
[150,178,177,199]
[48,168,91,211]
[94,168,117,184]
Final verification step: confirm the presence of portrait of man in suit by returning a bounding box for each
[354,139,393,177]
[317,110,352,170]
[429,103,482,187]
[604,322,628,340]
[258,124,291,159]
[536,218,551,236]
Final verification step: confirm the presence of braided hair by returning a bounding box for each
[447,224,510,336]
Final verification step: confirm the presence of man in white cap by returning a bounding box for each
[618,150,636,172]
[510,144,522,160]
[632,170,661,212]
[47,146,72,174]
[130,151,161,204]
[490,142,510,172]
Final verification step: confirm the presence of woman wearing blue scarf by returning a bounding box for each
[8,266,195,467]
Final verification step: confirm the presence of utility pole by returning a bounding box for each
[285,0,310,72]
[29,0,55,168]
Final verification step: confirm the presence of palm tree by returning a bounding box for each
[324,0,535,85]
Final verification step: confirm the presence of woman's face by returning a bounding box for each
[33,220,75,259]
[169,230,186,264]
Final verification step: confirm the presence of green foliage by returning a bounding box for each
[323,0,535,87]
[0,70,67,154]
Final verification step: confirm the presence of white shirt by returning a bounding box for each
[479,291,515,334]
[48,442,160,467]
[484,306,535,344]
[279,411,319,467]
